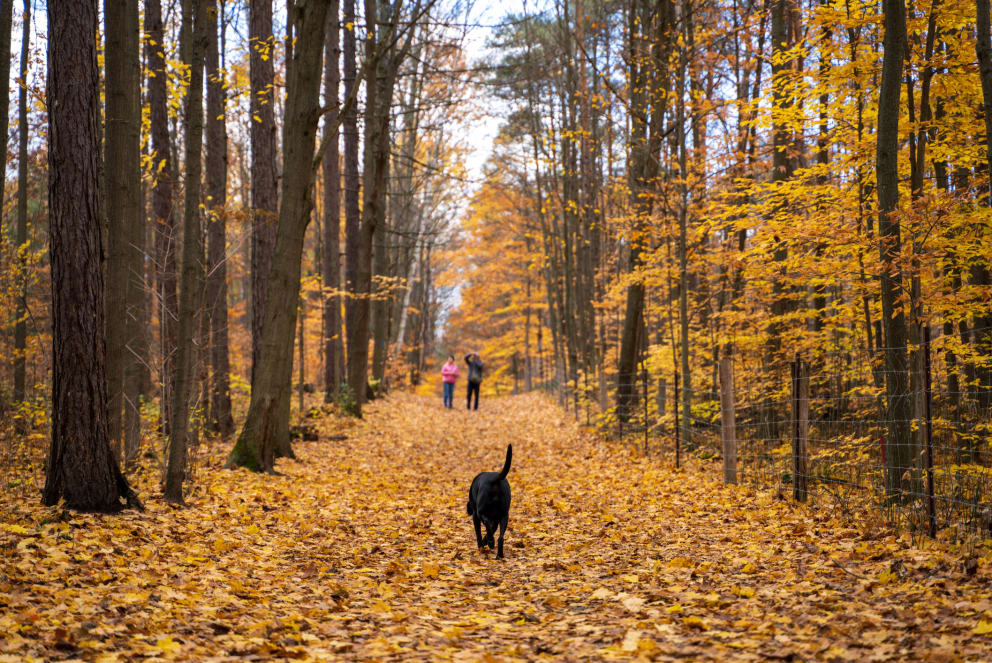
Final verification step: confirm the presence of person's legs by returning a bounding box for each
[468,382,479,410]
[443,382,452,407]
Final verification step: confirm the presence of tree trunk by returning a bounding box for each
[348,0,408,415]
[876,0,915,500]
[342,0,361,411]
[978,0,992,203]
[0,0,12,214]
[104,0,142,458]
[146,0,178,438]
[119,0,145,465]
[975,0,992,406]
[250,0,278,386]
[206,0,235,436]
[227,0,331,472]
[43,0,141,512]
[12,0,29,407]
[323,0,344,401]
[165,0,208,504]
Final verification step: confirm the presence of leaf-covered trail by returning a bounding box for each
[2,392,991,661]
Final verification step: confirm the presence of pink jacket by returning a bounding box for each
[441,362,460,383]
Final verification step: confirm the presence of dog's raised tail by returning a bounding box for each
[499,444,512,479]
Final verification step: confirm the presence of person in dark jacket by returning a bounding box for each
[465,352,484,410]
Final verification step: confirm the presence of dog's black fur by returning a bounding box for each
[466,445,512,559]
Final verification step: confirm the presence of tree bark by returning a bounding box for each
[43,0,141,512]
[250,0,278,386]
[146,0,178,438]
[348,0,410,415]
[104,0,142,457]
[165,0,208,504]
[342,0,360,410]
[323,0,344,401]
[0,0,12,215]
[876,0,915,500]
[206,0,235,436]
[12,0,29,407]
[227,0,331,472]
[617,0,672,423]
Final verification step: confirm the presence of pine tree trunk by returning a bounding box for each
[146,0,178,437]
[323,0,344,401]
[206,0,235,436]
[13,0,29,408]
[227,0,330,471]
[165,0,208,504]
[876,0,915,500]
[44,0,141,513]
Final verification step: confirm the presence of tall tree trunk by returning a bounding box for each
[12,0,29,407]
[876,0,915,499]
[0,0,12,216]
[767,0,796,357]
[974,0,992,406]
[120,0,145,466]
[146,0,178,438]
[617,0,671,423]
[342,0,360,410]
[227,0,331,471]
[165,0,208,504]
[206,0,235,436]
[104,0,142,458]
[349,0,407,414]
[250,0,278,386]
[323,0,344,401]
[43,0,141,512]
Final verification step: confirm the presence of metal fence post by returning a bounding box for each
[923,323,936,539]
[791,353,809,502]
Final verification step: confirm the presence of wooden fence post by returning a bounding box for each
[720,355,737,484]
[791,354,809,502]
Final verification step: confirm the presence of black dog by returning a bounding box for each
[466,444,512,559]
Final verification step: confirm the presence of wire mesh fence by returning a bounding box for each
[562,325,992,540]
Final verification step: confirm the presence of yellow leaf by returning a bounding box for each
[246,524,260,535]
[1,524,32,535]
[974,619,992,636]
[682,616,708,630]
[665,603,683,613]
[155,636,182,655]
[422,562,439,578]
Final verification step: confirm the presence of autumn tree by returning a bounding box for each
[43,0,141,512]
[206,0,235,436]
[165,0,209,504]
[227,0,332,472]
[146,0,179,436]
[12,0,29,408]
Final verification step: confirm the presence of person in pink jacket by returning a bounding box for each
[441,355,459,408]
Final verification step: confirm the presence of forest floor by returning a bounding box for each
[2,392,992,662]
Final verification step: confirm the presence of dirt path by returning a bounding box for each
[2,392,991,661]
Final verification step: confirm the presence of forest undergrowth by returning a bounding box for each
[2,392,992,661]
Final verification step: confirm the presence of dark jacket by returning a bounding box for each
[465,355,484,384]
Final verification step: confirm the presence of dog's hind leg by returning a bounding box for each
[483,521,496,549]
[496,517,507,559]
[473,514,483,549]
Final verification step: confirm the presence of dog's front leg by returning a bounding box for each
[473,514,483,549]
[496,517,507,559]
